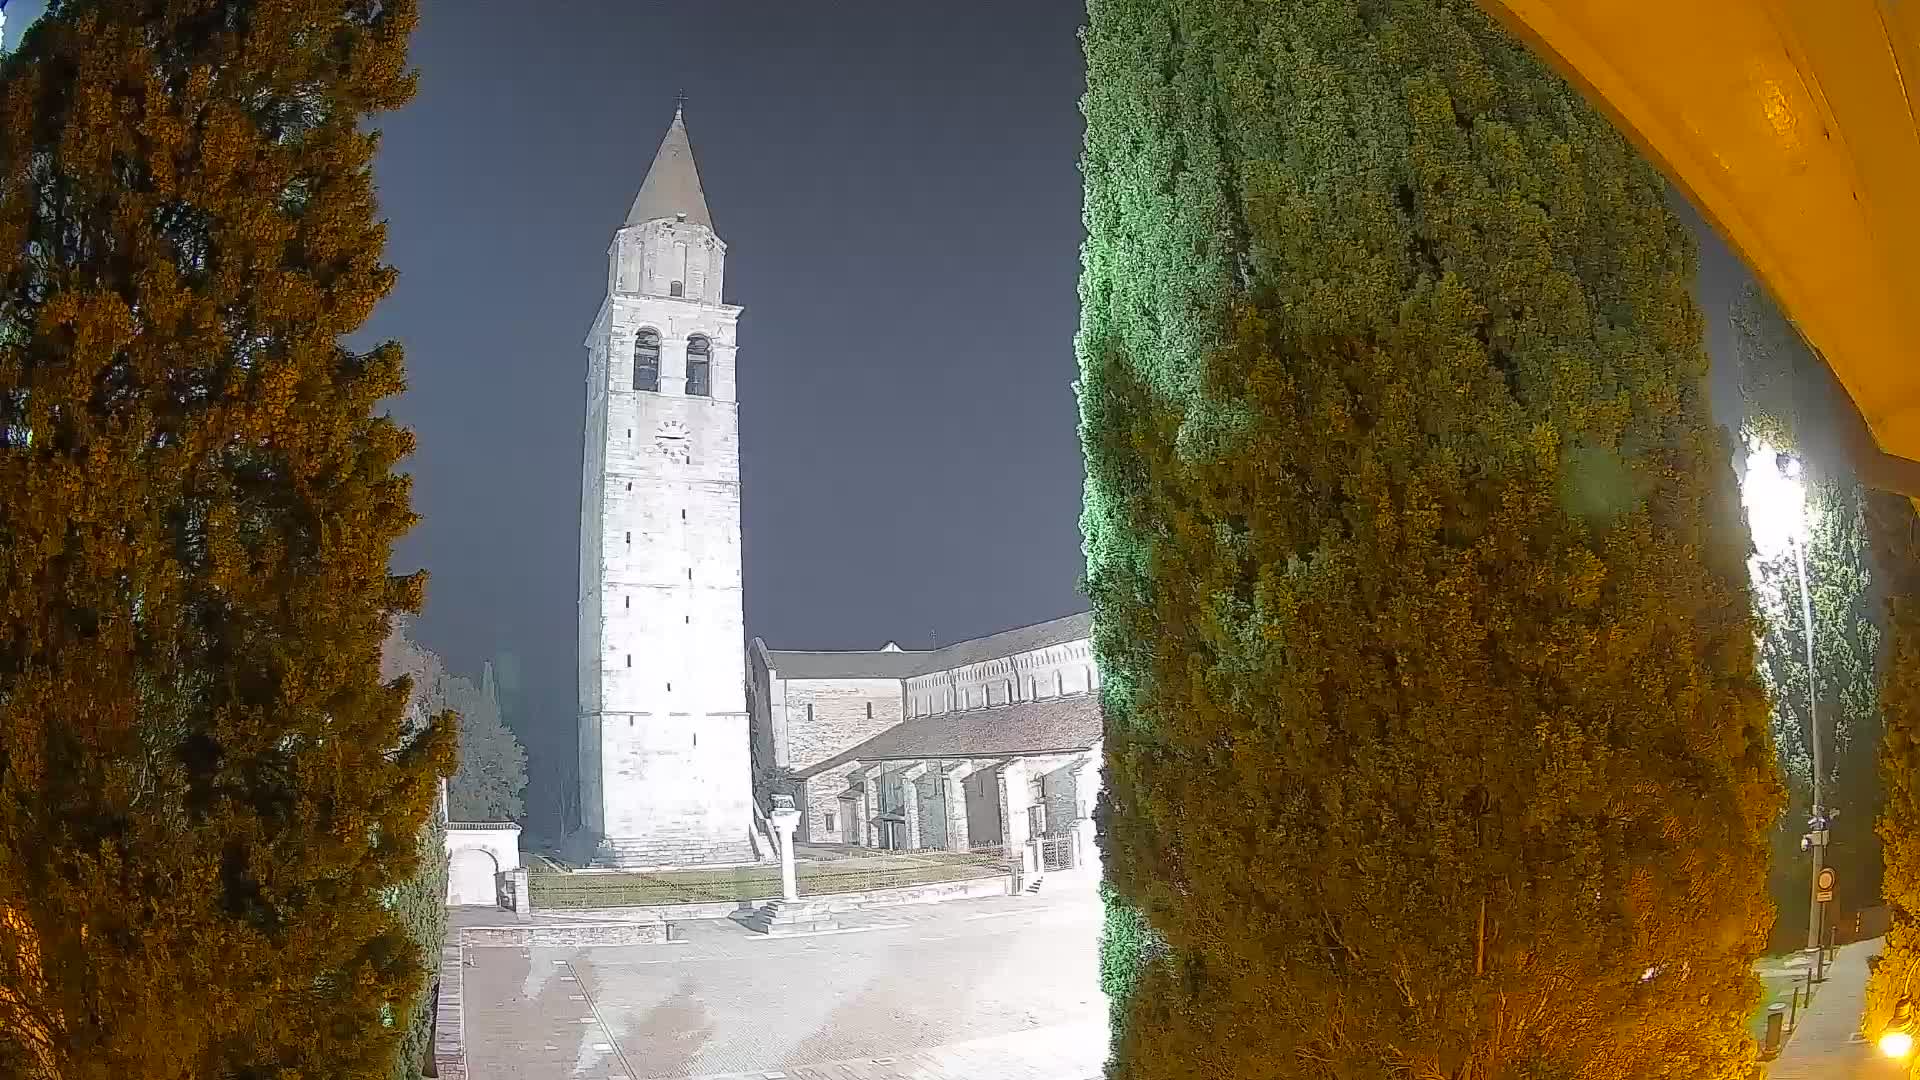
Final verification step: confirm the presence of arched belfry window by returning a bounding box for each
[669,280,684,297]
[633,328,660,392]
[686,335,712,397]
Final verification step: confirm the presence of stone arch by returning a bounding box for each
[447,846,501,907]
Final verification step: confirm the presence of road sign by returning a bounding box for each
[1816,866,1837,903]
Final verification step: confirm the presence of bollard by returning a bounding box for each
[1764,1002,1787,1055]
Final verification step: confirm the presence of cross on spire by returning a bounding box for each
[675,89,687,119]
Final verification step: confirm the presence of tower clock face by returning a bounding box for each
[654,420,692,464]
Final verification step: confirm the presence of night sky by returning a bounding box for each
[360,2,1092,827]
[0,2,1752,832]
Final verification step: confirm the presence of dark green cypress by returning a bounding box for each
[0,2,450,1076]
[1076,1,1780,1075]
[1864,492,1920,1039]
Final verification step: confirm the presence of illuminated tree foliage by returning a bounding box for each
[384,621,527,822]
[1076,1,1779,1075]
[0,3,452,1078]
[1865,492,1920,1038]
[1731,282,1883,951]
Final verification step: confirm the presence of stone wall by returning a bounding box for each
[446,824,521,907]
[804,764,863,843]
[905,637,1098,718]
[458,920,668,947]
[777,678,903,840]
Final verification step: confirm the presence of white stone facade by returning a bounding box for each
[578,108,755,867]
[905,637,1099,718]
[748,613,1103,878]
[446,824,523,907]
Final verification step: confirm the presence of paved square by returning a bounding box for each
[463,889,1108,1080]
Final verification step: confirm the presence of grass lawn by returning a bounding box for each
[530,848,1013,908]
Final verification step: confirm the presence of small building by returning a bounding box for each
[748,613,1103,876]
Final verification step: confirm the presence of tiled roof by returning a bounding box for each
[795,693,1102,778]
[919,611,1092,673]
[759,648,932,680]
[762,610,1092,682]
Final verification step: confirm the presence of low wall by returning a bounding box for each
[458,920,669,947]
[551,874,1011,922]
[803,875,1011,911]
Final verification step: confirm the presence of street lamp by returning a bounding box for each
[1882,997,1915,1059]
[1740,440,1827,956]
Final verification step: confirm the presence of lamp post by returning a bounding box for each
[1780,453,1829,956]
[1741,443,1827,957]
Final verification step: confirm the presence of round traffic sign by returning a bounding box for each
[1818,867,1837,891]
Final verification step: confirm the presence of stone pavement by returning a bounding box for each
[461,887,1108,1080]
[1768,938,1896,1079]
[663,1022,1105,1080]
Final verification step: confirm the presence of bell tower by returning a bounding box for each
[577,103,755,867]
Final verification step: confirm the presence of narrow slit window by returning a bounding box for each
[625,654,631,667]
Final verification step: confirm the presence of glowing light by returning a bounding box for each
[1880,1030,1913,1059]
[1740,440,1810,561]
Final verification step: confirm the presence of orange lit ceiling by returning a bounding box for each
[1478,0,1920,491]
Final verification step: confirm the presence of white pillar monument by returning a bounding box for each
[771,794,801,903]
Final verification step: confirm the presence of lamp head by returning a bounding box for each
[1881,997,1916,1059]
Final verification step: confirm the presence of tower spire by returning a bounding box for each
[626,100,711,229]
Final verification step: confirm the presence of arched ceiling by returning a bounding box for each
[1477,0,1920,492]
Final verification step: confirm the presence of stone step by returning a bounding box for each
[591,832,761,870]
[736,899,839,936]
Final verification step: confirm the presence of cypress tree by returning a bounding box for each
[1866,492,1920,1037]
[0,2,451,1077]
[1076,1,1780,1075]
[384,776,449,1080]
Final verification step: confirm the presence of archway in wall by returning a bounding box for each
[447,847,500,907]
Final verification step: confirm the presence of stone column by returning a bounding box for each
[899,762,929,850]
[997,759,1035,881]
[771,796,801,903]
[941,762,973,853]
[846,766,870,849]
[862,767,882,848]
